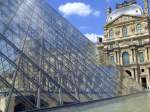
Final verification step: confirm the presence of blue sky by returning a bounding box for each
[47,0,145,42]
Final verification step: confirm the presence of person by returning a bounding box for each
[147,85,150,90]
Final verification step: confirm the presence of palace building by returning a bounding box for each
[99,0,150,89]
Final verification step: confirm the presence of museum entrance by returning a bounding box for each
[14,103,26,112]
[141,77,147,88]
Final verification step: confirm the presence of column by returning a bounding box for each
[134,68,138,82]
[133,49,137,64]
[148,68,150,89]
[148,47,150,62]
[104,51,108,64]
[113,51,117,64]
[144,47,148,62]
[120,52,123,65]
[130,49,133,64]
[129,50,133,65]
[117,51,120,65]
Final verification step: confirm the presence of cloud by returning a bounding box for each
[79,26,89,30]
[85,33,104,43]
[93,10,101,16]
[58,2,100,17]
[106,0,110,2]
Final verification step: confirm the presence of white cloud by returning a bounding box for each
[58,2,100,17]
[106,0,110,2]
[93,10,101,16]
[85,33,104,43]
[79,26,89,30]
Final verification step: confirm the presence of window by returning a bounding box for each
[136,23,142,33]
[122,52,130,65]
[126,70,132,77]
[139,52,144,63]
[110,43,113,49]
[141,69,145,72]
[110,55,115,63]
[139,39,143,45]
[122,26,128,37]
[109,29,114,39]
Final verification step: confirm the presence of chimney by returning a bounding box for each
[107,7,112,15]
[143,0,149,15]
[97,37,103,44]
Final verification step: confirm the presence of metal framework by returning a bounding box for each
[0,0,141,111]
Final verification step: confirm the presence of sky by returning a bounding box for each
[47,0,145,43]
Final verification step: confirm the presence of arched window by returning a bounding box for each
[122,52,130,65]
[109,29,114,39]
[122,26,128,37]
[136,23,142,33]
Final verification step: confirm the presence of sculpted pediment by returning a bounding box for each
[106,15,143,27]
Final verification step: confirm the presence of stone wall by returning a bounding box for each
[0,97,15,112]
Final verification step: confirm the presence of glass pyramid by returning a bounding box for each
[0,0,141,111]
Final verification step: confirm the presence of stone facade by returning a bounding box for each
[97,0,150,89]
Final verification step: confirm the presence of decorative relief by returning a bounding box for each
[145,26,148,30]
[105,32,108,38]
[116,30,120,35]
[131,26,135,32]
[107,15,139,27]
[119,41,130,46]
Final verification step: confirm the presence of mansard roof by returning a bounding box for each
[107,4,143,24]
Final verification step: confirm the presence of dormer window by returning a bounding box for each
[109,29,114,39]
[136,23,142,33]
[122,26,128,37]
